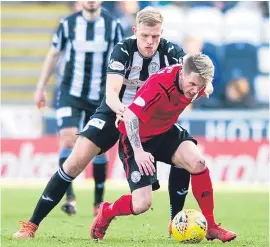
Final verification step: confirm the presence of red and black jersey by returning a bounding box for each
[118,64,205,142]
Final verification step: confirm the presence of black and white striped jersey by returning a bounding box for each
[95,37,185,114]
[52,8,123,103]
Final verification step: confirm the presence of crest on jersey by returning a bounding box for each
[148,62,160,75]
[131,171,141,183]
[134,96,145,107]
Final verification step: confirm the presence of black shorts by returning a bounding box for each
[118,124,197,192]
[79,112,119,154]
[56,89,100,131]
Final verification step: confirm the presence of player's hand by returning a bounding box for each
[34,87,46,109]
[116,103,126,116]
[134,150,155,176]
[115,104,127,127]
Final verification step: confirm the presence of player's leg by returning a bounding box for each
[167,165,190,235]
[55,100,83,215]
[90,185,152,241]
[90,134,155,241]
[13,113,120,238]
[13,136,101,239]
[59,127,78,215]
[80,113,121,215]
[83,109,109,216]
[168,165,190,220]
[154,126,190,235]
[92,153,108,216]
[172,141,216,223]
[171,131,236,242]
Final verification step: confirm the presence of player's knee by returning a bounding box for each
[190,157,207,174]
[59,128,78,148]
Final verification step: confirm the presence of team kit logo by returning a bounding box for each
[131,171,141,183]
[148,62,160,75]
[109,59,125,71]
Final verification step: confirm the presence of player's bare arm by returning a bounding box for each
[123,108,155,176]
[34,46,61,109]
[125,116,141,149]
[105,74,126,116]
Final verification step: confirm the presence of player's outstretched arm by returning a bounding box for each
[34,46,61,109]
[123,108,155,176]
[105,74,126,115]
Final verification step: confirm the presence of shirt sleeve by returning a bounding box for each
[129,83,164,123]
[52,19,68,52]
[107,42,128,76]
[166,41,186,65]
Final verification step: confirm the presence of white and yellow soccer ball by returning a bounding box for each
[171,209,207,243]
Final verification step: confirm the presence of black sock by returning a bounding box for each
[93,162,107,205]
[30,167,74,225]
[59,157,75,199]
[168,165,190,220]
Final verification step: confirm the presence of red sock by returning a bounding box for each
[106,195,135,218]
[191,167,216,228]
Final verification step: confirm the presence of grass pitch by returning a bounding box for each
[1,187,268,247]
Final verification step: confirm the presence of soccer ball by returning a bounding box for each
[171,209,207,243]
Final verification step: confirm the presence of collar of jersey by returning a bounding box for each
[80,12,101,23]
[136,46,158,59]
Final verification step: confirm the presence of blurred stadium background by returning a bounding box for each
[1,1,269,186]
[1,1,269,246]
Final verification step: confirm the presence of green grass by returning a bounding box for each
[1,188,269,247]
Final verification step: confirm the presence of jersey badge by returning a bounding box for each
[148,61,160,75]
[134,96,145,107]
[131,171,141,183]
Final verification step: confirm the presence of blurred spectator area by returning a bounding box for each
[158,2,270,108]
[1,2,70,104]
[1,1,269,108]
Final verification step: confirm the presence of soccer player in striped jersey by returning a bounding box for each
[13,6,189,239]
[33,1,123,216]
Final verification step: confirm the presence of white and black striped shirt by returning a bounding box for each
[96,37,185,114]
[52,8,123,103]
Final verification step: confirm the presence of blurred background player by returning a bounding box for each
[51,1,83,109]
[34,1,123,216]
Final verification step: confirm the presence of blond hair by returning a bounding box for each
[136,6,163,26]
[183,53,214,84]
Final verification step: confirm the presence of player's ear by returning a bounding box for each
[132,26,137,35]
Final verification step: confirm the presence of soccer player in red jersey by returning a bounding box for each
[90,53,237,243]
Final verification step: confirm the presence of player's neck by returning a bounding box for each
[82,8,101,21]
